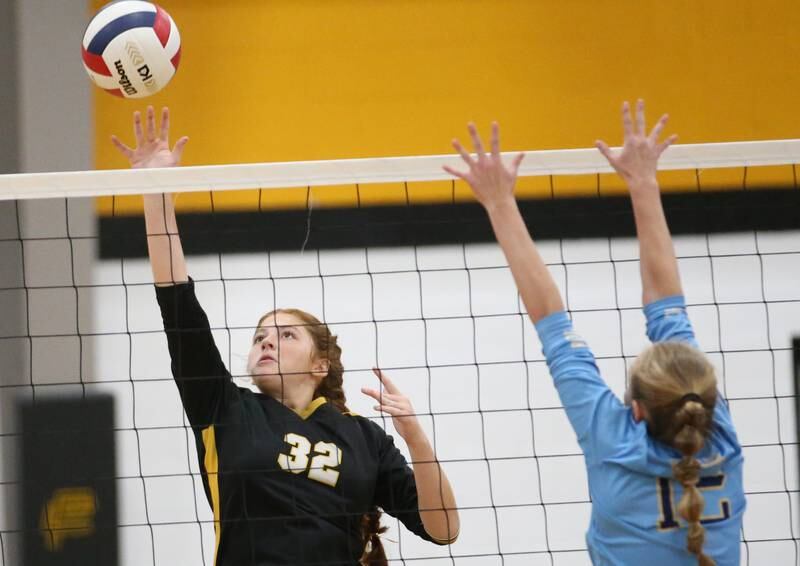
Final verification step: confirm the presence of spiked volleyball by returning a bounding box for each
[82,1,181,98]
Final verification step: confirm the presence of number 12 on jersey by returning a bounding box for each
[277,432,343,487]
[657,475,731,529]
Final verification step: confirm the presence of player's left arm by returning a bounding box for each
[362,369,460,544]
[596,105,737,429]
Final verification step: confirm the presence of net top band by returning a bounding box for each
[1,139,799,201]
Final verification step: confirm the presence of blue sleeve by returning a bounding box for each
[643,295,734,433]
[535,312,631,463]
[643,295,699,347]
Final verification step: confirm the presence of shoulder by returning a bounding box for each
[347,412,385,435]
[345,414,395,448]
[706,421,744,467]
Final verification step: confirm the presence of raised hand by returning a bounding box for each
[596,99,677,189]
[443,122,525,211]
[111,106,189,169]
[361,368,424,443]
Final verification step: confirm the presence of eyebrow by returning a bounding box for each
[254,325,299,334]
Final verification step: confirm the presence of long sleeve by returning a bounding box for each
[535,312,631,463]
[155,278,237,428]
[643,295,735,434]
[371,424,454,545]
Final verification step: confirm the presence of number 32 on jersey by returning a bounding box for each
[277,433,343,487]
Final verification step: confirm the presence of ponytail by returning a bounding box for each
[672,400,715,566]
[629,342,718,565]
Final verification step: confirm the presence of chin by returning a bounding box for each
[251,372,284,393]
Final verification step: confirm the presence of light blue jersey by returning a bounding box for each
[535,295,744,565]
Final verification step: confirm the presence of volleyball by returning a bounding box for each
[81,1,181,99]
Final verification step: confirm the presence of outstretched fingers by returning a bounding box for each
[361,387,392,403]
[649,113,668,143]
[160,107,170,142]
[361,387,406,413]
[595,139,614,163]
[145,106,157,142]
[111,135,133,158]
[133,111,144,145]
[621,101,633,140]
[452,138,475,167]
[658,133,678,156]
[372,367,399,394]
[510,152,525,176]
[444,137,477,180]
[635,98,646,135]
[442,164,469,180]
[445,123,522,185]
[468,122,487,163]
[490,122,501,160]
[172,136,190,163]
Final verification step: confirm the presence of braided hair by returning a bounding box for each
[629,341,717,566]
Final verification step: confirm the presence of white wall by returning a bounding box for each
[80,232,799,566]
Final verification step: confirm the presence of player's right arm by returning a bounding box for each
[113,108,231,427]
[444,125,625,460]
[111,105,189,286]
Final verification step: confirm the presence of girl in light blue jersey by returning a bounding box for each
[444,101,744,566]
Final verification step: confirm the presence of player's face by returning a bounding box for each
[247,312,326,396]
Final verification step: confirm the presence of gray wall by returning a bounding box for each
[0,0,20,175]
[0,1,23,562]
[0,1,92,564]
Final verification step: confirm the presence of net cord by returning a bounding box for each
[1,139,800,200]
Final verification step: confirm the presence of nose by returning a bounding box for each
[261,332,276,350]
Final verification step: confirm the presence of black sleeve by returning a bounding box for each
[155,278,237,428]
[370,422,454,546]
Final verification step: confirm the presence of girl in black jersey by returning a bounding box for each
[112,107,460,566]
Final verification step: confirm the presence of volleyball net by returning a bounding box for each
[0,140,799,565]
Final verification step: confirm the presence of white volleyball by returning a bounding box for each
[82,1,181,98]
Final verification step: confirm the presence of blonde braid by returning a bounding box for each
[629,342,718,565]
[671,401,715,566]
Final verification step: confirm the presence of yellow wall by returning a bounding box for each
[93,0,800,214]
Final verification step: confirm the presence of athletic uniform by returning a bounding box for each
[156,280,454,566]
[535,295,745,565]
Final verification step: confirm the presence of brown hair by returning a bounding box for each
[629,341,717,566]
[256,308,387,566]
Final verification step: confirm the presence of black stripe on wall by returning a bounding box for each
[99,187,800,258]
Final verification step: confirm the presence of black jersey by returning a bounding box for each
[155,280,450,566]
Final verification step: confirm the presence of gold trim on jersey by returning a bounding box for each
[426,524,460,545]
[295,396,327,420]
[202,426,221,565]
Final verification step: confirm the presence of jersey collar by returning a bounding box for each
[295,396,327,420]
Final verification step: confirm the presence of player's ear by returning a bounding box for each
[311,357,329,380]
[631,399,646,423]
